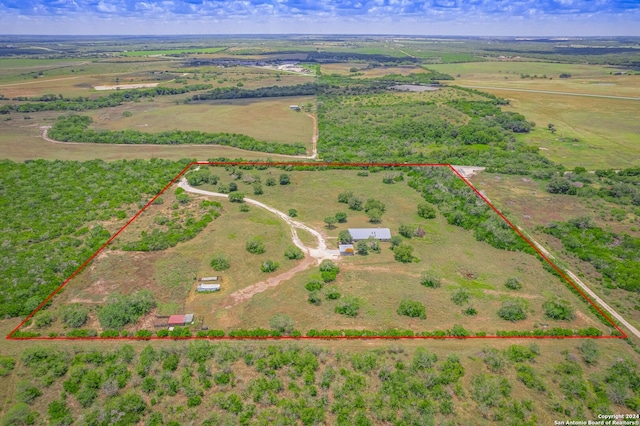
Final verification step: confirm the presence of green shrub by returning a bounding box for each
[516,365,546,392]
[34,311,55,328]
[260,260,279,273]
[420,271,441,288]
[578,340,599,365]
[16,381,42,404]
[308,291,322,306]
[288,209,297,217]
[543,299,575,321]
[393,243,416,263]
[463,306,478,316]
[305,280,323,291]
[269,314,295,334]
[505,345,536,363]
[97,290,155,329]
[210,254,230,270]
[451,288,470,306]
[498,298,528,322]
[284,246,304,260]
[246,238,265,254]
[504,277,522,290]
[228,192,244,203]
[62,304,88,328]
[335,297,361,317]
[397,299,426,319]
[48,400,72,425]
[417,203,436,219]
[0,356,16,377]
[325,286,341,300]
[2,403,38,426]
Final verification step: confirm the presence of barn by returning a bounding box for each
[167,314,194,326]
[348,228,392,242]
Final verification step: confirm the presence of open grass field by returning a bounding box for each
[89,96,316,147]
[120,47,227,57]
[0,114,293,162]
[26,166,610,337]
[504,92,640,169]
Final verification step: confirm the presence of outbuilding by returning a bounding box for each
[348,228,392,242]
[197,283,221,292]
[167,314,194,326]
[339,244,355,256]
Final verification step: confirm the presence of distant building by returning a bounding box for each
[289,105,300,111]
[197,283,221,292]
[348,228,391,242]
[199,276,219,282]
[339,244,355,256]
[167,314,194,326]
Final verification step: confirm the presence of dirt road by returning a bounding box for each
[458,85,640,101]
[305,112,319,159]
[178,178,339,307]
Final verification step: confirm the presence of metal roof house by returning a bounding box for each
[167,314,194,326]
[348,228,392,242]
[197,283,221,292]
[339,244,355,256]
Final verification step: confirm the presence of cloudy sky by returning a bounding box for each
[1,0,639,36]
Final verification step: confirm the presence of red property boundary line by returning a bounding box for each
[6,161,627,341]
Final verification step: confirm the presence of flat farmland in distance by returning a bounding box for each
[320,63,422,77]
[88,95,316,147]
[20,166,610,337]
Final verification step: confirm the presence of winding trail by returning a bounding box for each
[305,112,319,159]
[178,178,339,307]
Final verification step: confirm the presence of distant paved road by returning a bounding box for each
[458,85,640,101]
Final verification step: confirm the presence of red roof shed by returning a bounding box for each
[168,315,186,326]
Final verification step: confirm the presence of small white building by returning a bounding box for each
[339,244,355,256]
[197,283,221,292]
[199,276,219,282]
[289,105,300,111]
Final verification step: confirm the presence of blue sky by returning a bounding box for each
[1,0,639,36]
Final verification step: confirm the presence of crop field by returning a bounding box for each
[89,96,315,147]
[16,165,612,339]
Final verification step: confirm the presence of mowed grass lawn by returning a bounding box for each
[192,166,606,334]
[89,96,316,147]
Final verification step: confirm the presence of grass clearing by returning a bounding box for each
[90,96,316,147]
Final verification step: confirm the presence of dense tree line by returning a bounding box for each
[3,340,638,424]
[48,115,307,155]
[0,158,189,318]
[190,82,318,101]
[0,84,212,114]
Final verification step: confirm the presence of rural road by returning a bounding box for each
[458,85,640,101]
[522,229,640,340]
[178,178,339,306]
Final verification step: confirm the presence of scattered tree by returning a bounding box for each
[356,240,369,255]
[265,177,276,186]
[338,230,353,244]
[325,286,341,300]
[253,183,263,195]
[324,216,337,229]
[279,174,290,185]
[335,297,361,317]
[228,192,244,203]
[288,209,297,217]
[334,212,347,223]
[393,243,416,263]
[308,291,322,305]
